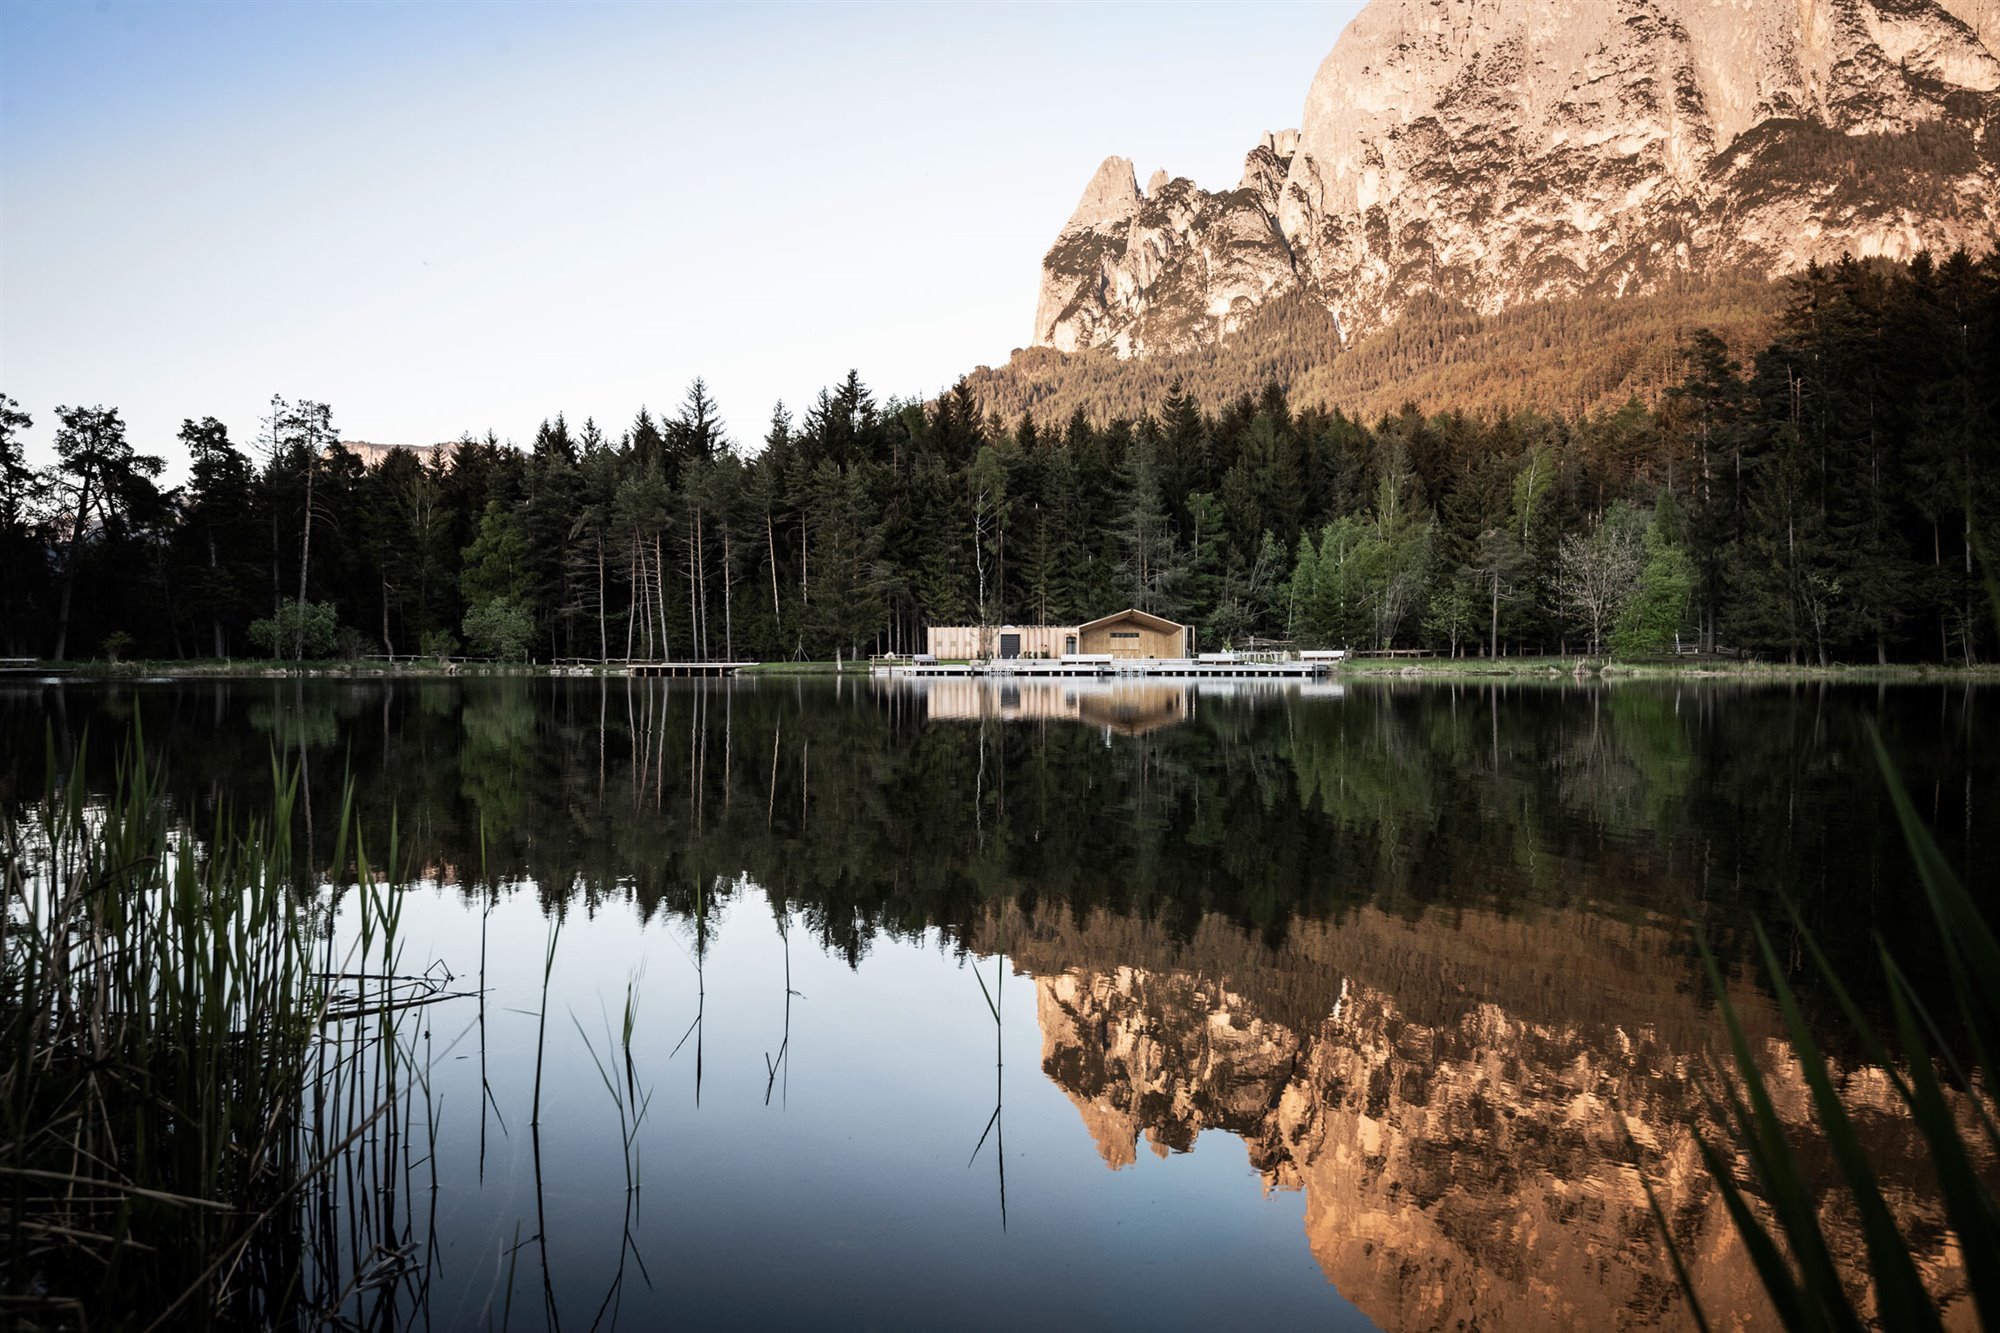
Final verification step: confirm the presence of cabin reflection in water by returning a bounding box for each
[913,679,1193,737]
[903,678,1346,739]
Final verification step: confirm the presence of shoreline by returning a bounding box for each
[11,656,2000,684]
[1333,656,2000,683]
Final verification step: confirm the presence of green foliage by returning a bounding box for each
[1424,571,1480,656]
[99,629,133,662]
[1613,504,1696,657]
[462,596,536,661]
[247,598,339,659]
[1287,466,1435,650]
[419,627,459,663]
[1358,462,1434,649]
[459,499,533,608]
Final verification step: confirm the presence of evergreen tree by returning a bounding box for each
[0,396,45,655]
[48,405,162,660]
[1116,435,1183,615]
[176,417,258,656]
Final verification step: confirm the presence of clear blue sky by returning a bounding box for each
[1,0,1359,472]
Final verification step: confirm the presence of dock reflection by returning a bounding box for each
[903,677,1346,738]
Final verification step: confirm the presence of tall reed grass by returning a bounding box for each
[0,732,424,1329]
[1660,729,2000,1328]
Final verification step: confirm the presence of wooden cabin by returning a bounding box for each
[925,608,1192,662]
[1076,608,1193,659]
[925,624,1077,660]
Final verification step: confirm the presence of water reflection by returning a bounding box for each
[918,678,1198,737]
[979,902,1980,1329]
[0,675,1991,1329]
[912,677,1353,741]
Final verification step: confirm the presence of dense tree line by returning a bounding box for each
[0,251,1993,665]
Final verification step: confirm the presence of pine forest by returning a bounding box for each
[3,251,1994,668]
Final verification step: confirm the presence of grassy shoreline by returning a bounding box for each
[1333,655,2000,682]
[3,748,423,1327]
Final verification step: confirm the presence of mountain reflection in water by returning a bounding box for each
[979,904,1979,1330]
[0,675,1990,1330]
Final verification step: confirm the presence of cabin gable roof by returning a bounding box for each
[1077,608,1185,634]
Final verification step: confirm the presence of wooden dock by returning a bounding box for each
[624,661,757,678]
[0,659,72,678]
[882,658,1333,680]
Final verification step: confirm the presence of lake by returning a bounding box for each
[1,674,1989,1330]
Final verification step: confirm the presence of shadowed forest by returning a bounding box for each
[1,251,1993,666]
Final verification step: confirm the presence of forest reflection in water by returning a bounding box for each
[0,675,1990,1329]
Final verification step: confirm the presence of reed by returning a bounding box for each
[0,728,421,1329]
[1658,728,2000,1328]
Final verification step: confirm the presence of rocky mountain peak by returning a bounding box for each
[1239,132,1299,214]
[1032,0,2000,358]
[1062,155,1141,232]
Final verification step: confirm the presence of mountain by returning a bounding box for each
[972,276,1783,425]
[337,440,447,469]
[1000,0,2000,421]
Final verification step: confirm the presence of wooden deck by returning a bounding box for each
[0,659,72,678]
[624,661,758,678]
[882,658,1333,680]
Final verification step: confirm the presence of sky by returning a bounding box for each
[1,0,1361,476]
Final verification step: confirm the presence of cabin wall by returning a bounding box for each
[925,625,1077,660]
[1077,621,1188,659]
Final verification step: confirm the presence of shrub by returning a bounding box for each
[247,599,340,659]
[462,597,535,662]
[418,628,458,664]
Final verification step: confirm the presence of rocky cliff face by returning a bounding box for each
[1033,144,1301,355]
[1033,0,2000,356]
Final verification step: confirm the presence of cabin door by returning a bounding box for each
[999,633,1021,659]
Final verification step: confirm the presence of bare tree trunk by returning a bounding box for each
[1489,569,1499,660]
[293,459,316,659]
[159,550,185,659]
[597,531,608,663]
[52,469,96,662]
[271,490,282,621]
[766,513,781,622]
[655,532,671,660]
[722,526,734,661]
[1960,500,1976,660]
[687,526,700,662]
[209,528,225,657]
[625,535,639,661]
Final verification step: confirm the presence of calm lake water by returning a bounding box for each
[2,675,1991,1330]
